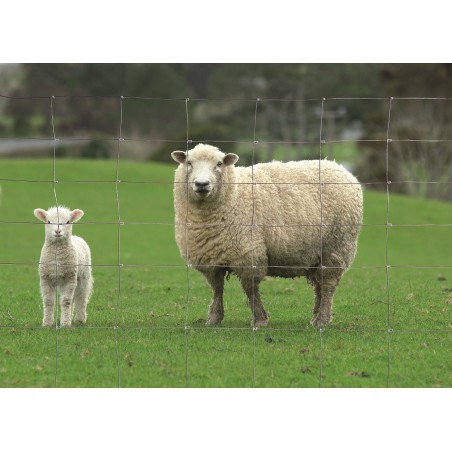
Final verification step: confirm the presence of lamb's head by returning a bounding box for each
[34,206,84,242]
[171,144,239,203]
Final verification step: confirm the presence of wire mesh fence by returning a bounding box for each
[0,94,451,387]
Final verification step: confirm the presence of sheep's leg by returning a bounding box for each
[312,283,322,317]
[41,279,56,327]
[59,281,77,327]
[205,268,226,325]
[311,283,337,326]
[310,267,342,326]
[240,277,269,327]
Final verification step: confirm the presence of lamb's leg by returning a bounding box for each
[41,279,56,327]
[240,277,269,327]
[205,268,226,325]
[73,283,87,324]
[73,273,93,324]
[59,281,77,327]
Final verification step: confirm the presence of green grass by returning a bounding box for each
[0,158,451,387]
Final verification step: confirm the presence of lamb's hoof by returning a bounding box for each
[42,322,54,327]
[73,320,86,326]
[74,315,87,324]
[251,318,269,328]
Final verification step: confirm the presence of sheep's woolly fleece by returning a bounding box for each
[172,144,363,326]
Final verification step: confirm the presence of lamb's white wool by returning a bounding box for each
[34,206,93,327]
[172,143,363,327]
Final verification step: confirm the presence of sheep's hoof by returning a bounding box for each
[206,316,223,326]
[310,315,332,327]
[42,322,53,327]
[73,320,86,326]
[251,318,269,328]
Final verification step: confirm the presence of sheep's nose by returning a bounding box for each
[195,180,210,188]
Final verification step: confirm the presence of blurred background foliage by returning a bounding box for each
[1,63,452,200]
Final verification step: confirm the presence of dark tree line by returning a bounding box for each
[2,63,452,200]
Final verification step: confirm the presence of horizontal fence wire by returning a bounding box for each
[1,221,451,228]
[0,94,451,388]
[1,324,451,333]
[4,137,452,145]
[1,262,452,270]
[3,93,452,101]
[2,179,452,185]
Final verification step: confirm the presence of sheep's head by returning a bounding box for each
[34,206,84,242]
[171,144,239,203]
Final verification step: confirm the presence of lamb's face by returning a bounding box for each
[171,145,239,203]
[34,207,84,242]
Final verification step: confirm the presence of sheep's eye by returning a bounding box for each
[187,161,192,167]
[216,161,223,168]
[66,221,70,224]
[47,221,51,224]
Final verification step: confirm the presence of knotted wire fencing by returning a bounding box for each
[0,94,451,387]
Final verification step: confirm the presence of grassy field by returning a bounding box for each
[0,158,451,387]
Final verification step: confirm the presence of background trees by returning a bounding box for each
[1,63,451,200]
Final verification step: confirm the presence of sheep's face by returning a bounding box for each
[172,145,239,203]
[34,206,84,242]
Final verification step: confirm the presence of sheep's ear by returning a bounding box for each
[34,208,47,222]
[171,151,187,164]
[223,153,239,166]
[70,209,84,223]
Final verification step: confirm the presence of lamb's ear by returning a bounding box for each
[34,208,47,222]
[70,209,84,223]
[223,153,239,166]
[171,151,187,164]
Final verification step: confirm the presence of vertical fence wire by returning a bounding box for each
[385,97,394,387]
[113,96,124,387]
[184,97,191,387]
[251,98,260,386]
[49,95,60,387]
[318,98,325,387]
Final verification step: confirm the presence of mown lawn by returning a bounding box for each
[0,158,450,387]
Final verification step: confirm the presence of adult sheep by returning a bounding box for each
[171,144,363,327]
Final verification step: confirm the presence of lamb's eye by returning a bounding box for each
[47,221,50,224]
[66,221,70,224]
[187,161,192,167]
[216,161,223,168]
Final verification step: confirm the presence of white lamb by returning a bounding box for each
[172,144,363,327]
[34,206,93,327]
